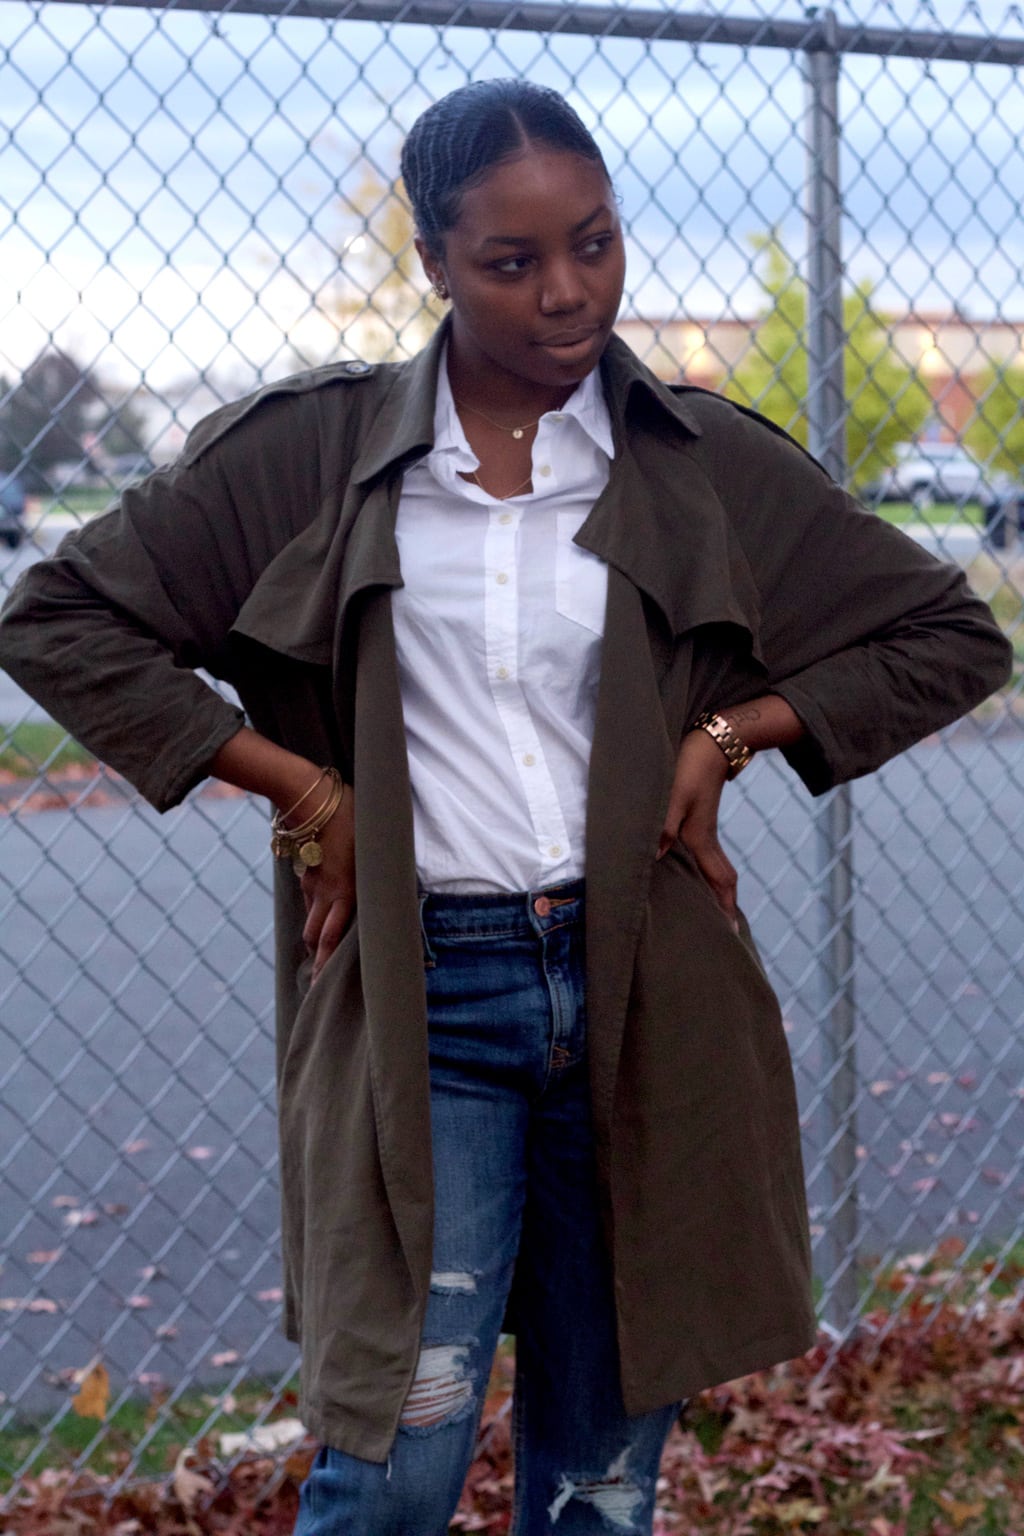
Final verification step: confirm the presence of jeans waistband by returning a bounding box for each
[419,877,585,938]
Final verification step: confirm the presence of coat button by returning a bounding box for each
[343,360,371,375]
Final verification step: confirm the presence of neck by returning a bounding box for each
[445,336,582,421]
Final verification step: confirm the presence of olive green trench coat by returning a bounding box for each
[0,324,1011,1460]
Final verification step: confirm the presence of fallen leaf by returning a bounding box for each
[257,1287,284,1302]
[72,1361,110,1420]
[219,1418,307,1456]
[26,1249,62,1263]
[172,1447,216,1514]
[123,1139,151,1154]
[870,1080,895,1096]
[51,1195,79,1208]
[211,1350,239,1367]
[125,1295,153,1309]
[186,1146,215,1161]
[63,1208,100,1227]
[155,1323,179,1338]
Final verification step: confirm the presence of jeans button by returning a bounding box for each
[534,896,552,917]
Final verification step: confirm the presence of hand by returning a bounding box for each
[657,728,739,929]
[297,785,356,984]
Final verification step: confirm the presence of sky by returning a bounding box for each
[1,0,1022,422]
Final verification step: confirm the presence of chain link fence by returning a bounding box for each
[1,0,1023,1501]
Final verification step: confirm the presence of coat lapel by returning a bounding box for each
[582,336,764,657]
[229,325,446,664]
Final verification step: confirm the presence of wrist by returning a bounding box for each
[690,710,752,779]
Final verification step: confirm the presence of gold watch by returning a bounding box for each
[691,711,753,779]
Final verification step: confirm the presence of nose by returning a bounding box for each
[539,256,587,315]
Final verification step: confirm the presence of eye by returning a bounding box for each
[490,254,534,277]
[578,232,614,260]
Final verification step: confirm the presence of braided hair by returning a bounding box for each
[401,79,609,257]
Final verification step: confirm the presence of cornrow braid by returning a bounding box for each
[401,79,608,257]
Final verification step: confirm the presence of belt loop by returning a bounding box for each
[418,891,437,969]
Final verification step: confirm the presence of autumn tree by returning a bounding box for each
[725,237,932,489]
[318,168,444,363]
[964,361,1024,476]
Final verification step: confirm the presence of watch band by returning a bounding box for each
[691,711,753,779]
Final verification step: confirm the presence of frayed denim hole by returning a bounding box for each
[398,1340,478,1436]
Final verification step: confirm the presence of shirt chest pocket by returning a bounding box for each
[554,512,608,637]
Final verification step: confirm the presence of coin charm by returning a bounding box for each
[299,839,324,867]
[512,428,524,439]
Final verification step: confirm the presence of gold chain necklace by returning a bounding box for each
[470,468,533,501]
[454,397,542,441]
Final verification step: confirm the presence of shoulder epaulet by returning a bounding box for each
[180,359,378,467]
[665,381,833,479]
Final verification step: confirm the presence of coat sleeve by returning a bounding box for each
[0,391,321,811]
[698,401,1014,795]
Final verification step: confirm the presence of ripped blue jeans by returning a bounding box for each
[293,880,678,1535]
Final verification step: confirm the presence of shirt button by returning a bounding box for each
[496,665,510,680]
[522,753,535,766]
[538,465,552,477]
[496,572,509,585]
[548,844,562,858]
[499,512,514,525]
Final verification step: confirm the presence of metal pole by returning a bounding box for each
[804,10,860,1335]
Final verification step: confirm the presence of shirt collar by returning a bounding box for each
[350,316,703,487]
[430,342,615,465]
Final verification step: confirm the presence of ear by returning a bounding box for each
[414,234,445,293]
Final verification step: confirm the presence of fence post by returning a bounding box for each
[804,9,860,1334]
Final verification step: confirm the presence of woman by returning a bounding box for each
[0,80,1011,1534]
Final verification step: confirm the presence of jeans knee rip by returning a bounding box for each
[429,1268,480,1296]
[398,1340,477,1435]
[548,1447,647,1531]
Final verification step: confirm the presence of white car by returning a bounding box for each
[872,442,1016,510]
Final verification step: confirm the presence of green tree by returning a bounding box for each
[0,350,152,490]
[0,350,102,490]
[964,361,1024,476]
[725,237,932,489]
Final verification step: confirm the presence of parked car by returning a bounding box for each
[0,472,26,550]
[866,441,1016,511]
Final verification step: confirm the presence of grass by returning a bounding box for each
[0,1378,300,1492]
[0,721,95,777]
[33,488,117,522]
[873,498,988,526]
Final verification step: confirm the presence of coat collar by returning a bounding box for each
[231,321,762,664]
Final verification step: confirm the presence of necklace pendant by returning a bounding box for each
[512,427,524,439]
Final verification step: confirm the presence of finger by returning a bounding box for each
[302,885,330,955]
[312,898,354,983]
[657,781,690,859]
[683,834,739,923]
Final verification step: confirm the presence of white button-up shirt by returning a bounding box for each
[393,358,613,894]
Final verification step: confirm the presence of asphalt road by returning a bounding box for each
[1,531,1023,1415]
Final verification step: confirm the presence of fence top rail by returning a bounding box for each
[24,0,1024,66]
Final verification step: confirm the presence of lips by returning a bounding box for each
[536,327,599,349]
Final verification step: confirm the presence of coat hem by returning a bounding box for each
[299,1396,396,1465]
[622,1322,819,1417]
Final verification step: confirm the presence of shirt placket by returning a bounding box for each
[483,502,572,873]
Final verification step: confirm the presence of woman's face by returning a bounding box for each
[418,146,626,400]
